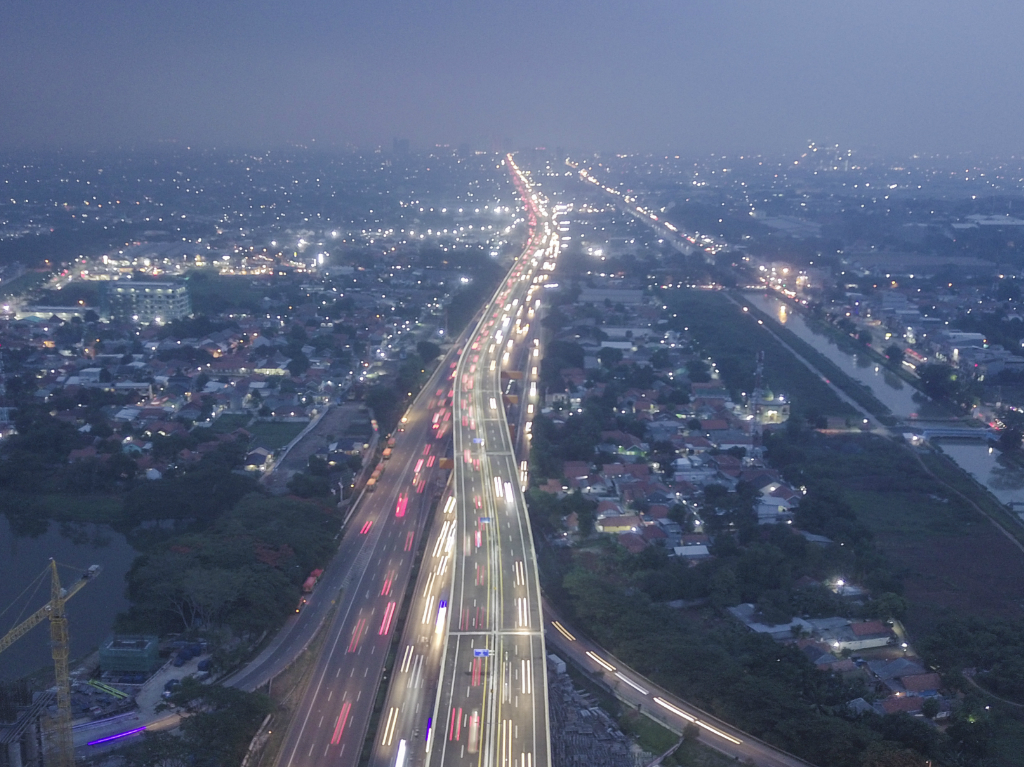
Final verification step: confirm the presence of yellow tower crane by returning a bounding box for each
[0,560,101,766]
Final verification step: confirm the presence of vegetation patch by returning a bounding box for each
[248,420,307,451]
[210,412,253,433]
[665,289,858,419]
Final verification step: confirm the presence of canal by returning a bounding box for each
[742,290,1024,509]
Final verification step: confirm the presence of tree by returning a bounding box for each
[998,427,1022,452]
[921,697,940,719]
[884,344,904,367]
[650,348,671,370]
[686,359,711,383]
[917,363,958,401]
[682,722,701,743]
[417,340,441,362]
[287,472,331,498]
[872,592,908,621]
[597,347,623,369]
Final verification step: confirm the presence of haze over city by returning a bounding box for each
[7,3,1024,768]
[2,0,1024,155]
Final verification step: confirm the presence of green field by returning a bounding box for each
[210,413,253,433]
[667,289,858,419]
[846,489,976,540]
[247,421,306,450]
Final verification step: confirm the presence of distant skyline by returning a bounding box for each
[3,1,1024,156]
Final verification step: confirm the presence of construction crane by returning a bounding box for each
[0,560,101,766]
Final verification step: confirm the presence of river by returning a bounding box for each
[0,517,137,681]
[742,290,1024,509]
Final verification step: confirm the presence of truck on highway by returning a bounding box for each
[366,477,377,491]
[382,447,392,460]
[302,568,324,593]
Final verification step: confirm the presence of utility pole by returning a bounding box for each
[752,350,765,444]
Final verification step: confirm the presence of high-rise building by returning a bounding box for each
[104,281,192,324]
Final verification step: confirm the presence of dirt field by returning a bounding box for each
[849,460,1024,635]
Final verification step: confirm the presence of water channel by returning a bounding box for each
[742,290,1024,509]
[0,517,137,681]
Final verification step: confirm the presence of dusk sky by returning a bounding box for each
[2,1,1024,156]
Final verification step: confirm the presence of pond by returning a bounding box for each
[0,517,137,681]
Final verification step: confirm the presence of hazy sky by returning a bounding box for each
[2,1,1023,156]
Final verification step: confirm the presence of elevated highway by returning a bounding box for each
[425,156,555,767]
[272,347,460,766]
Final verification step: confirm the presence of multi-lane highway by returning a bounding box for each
[243,154,809,768]
[273,346,460,766]
[273,155,555,768]
[421,157,555,768]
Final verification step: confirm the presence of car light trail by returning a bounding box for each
[615,672,649,695]
[381,706,400,747]
[379,601,397,635]
[653,697,743,744]
[552,621,576,641]
[400,644,415,673]
[421,594,435,624]
[330,701,352,745]
[360,520,373,534]
[347,618,367,653]
[448,706,462,741]
[433,520,455,557]
[586,650,616,672]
